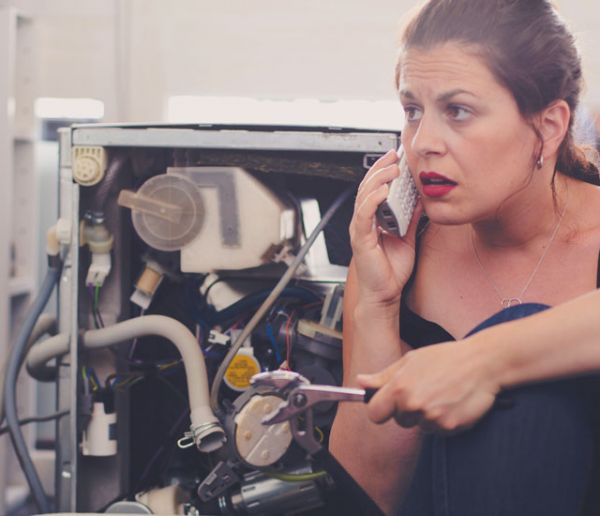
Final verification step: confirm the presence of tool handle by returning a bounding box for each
[363,388,378,402]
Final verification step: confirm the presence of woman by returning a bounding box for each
[329,1,600,515]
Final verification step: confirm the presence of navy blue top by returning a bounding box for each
[398,233,600,515]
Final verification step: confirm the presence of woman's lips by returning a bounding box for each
[419,171,457,198]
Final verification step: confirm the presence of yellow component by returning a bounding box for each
[136,265,163,296]
[223,350,260,392]
[72,146,107,186]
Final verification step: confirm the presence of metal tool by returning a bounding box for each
[250,371,386,516]
[251,371,376,454]
[252,370,515,454]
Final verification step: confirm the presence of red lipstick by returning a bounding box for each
[419,171,457,198]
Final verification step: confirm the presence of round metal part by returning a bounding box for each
[234,394,292,468]
[292,392,307,408]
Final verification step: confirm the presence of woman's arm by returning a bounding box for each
[329,149,425,513]
[329,263,421,514]
[359,288,600,433]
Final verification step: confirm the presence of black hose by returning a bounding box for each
[3,259,62,514]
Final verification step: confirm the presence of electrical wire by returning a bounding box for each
[285,309,295,368]
[128,307,145,360]
[209,286,320,326]
[0,314,57,426]
[81,367,90,396]
[264,322,282,365]
[264,470,327,482]
[191,284,321,329]
[0,410,69,436]
[315,425,325,444]
[94,284,105,327]
[26,315,224,452]
[3,258,62,514]
[209,185,355,412]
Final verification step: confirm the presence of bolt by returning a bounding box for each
[292,393,307,408]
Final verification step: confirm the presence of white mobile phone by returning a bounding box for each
[376,147,418,237]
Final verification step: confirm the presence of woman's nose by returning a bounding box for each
[409,114,446,159]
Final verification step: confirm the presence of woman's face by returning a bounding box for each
[399,43,539,225]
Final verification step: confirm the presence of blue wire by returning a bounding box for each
[210,287,320,326]
[265,322,282,365]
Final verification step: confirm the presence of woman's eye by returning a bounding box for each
[404,106,423,122]
[448,105,471,121]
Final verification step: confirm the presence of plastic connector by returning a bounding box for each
[46,225,60,257]
[207,330,230,347]
[86,253,112,287]
[82,212,114,287]
[55,218,72,246]
[197,460,241,502]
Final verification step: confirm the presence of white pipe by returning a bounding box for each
[27,315,224,452]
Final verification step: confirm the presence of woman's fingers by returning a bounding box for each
[393,411,422,429]
[357,149,398,194]
[358,365,411,425]
[354,163,400,209]
[358,347,501,434]
[351,183,390,243]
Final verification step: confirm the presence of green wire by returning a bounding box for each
[94,284,100,310]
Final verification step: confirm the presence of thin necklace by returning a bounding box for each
[471,207,566,308]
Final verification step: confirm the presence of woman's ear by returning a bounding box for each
[536,100,571,161]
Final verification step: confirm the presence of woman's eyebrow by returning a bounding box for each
[399,88,479,102]
[437,89,479,102]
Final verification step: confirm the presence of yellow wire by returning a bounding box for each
[315,426,324,443]
[88,374,98,391]
[265,470,327,482]
[158,360,180,371]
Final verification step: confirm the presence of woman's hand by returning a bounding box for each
[357,340,502,433]
[350,149,422,307]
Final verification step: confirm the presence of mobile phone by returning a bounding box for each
[375,146,418,237]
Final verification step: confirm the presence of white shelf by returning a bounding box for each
[14,133,35,144]
[1,6,39,514]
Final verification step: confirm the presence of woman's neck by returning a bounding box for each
[471,174,569,250]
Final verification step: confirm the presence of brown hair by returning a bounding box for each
[396,0,599,185]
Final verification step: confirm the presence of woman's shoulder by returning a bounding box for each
[568,179,600,245]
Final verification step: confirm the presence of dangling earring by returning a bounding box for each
[536,154,544,169]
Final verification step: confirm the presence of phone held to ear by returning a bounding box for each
[376,146,419,237]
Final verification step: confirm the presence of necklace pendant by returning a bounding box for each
[502,297,522,308]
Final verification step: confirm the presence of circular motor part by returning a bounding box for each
[129,173,204,251]
[234,394,293,468]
